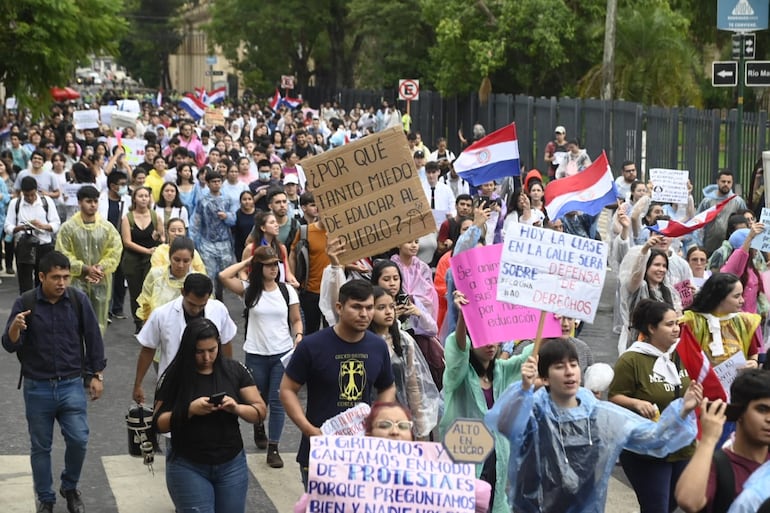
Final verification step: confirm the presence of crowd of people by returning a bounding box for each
[1,98,769,513]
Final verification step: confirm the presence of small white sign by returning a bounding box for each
[713,351,747,401]
[398,79,420,101]
[751,207,770,252]
[73,109,100,130]
[649,168,690,204]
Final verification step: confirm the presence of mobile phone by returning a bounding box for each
[208,392,226,405]
[706,401,743,420]
[396,293,411,306]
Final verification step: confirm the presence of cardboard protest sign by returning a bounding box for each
[649,168,689,204]
[73,109,100,130]
[497,224,607,323]
[302,127,436,264]
[750,207,770,252]
[108,137,146,167]
[674,280,694,309]
[308,436,476,513]
[204,108,225,127]
[451,244,562,347]
[713,352,747,401]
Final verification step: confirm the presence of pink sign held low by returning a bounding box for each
[450,244,562,347]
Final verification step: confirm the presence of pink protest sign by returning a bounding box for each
[674,279,694,309]
[450,244,562,347]
[308,436,476,513]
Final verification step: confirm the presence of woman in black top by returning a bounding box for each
[232,190,255,261]
[155,318,266,513]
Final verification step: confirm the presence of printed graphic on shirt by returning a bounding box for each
[337,357,367,403]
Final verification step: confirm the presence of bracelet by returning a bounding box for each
[295,332,303,338]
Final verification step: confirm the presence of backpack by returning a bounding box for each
[243,282,291,341]
[293,225,310,291]
[17,287,85,389]
[706,449,736,513]
[284,217,300,250]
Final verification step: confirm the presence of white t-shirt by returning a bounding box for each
[243,284,299,355]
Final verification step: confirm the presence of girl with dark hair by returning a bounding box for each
[503,188,545,229]
[367,286,439,439]
[176,163,198,217]
[609,299,693,513]
[232,190,255,260]
[241,211,299,287]
[680,272,762,370]
[618,234,680,354]
[154,182,189,233]
[439,291,533,513]
[136,236,197,322]
[219,246,302,469]
[154,318,266,513]
[720,222,768,317]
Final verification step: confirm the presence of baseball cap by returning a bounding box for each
[555,126,566,134]
[283,175,299,185]
[413,150,425,159]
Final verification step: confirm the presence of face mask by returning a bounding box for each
[118,186,128,196]
[259,172,270,181]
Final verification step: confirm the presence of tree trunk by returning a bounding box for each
[600,0,617,101]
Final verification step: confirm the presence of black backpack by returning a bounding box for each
[293,225,310,291]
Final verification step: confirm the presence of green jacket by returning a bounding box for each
[439,332,533,513]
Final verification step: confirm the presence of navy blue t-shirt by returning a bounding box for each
[284,326,394,466]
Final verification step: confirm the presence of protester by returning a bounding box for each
[687,246,711,290]
[153,318,266,513]
[232,190,255,260]
[391,240,439,323]
[719,224,768,317]
[697,171,748,255]
[486,339,702,513]
[136,236,197,322]
[150,217,206,273]
[154,182,189,233]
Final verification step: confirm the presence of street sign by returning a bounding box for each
[718,0,768,32]
[746,61,770,86]
[442,418,495,464]
[205,70,224,76]
[281,75,295,89]
[732,33,756,59]
[398,79,420,101]
[206,55,217,65]
[712,61,739,87]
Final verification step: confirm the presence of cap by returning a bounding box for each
[413,150,425,159]
[252,246,281,265]
[283,174,299,185]
[555,126,566,135]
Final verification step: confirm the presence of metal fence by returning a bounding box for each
[303,86,768,203]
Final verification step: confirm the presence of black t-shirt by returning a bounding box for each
[107,198,122,230]
[157,359,254,464]
[284,327,394,466]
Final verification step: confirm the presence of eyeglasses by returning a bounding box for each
[374,420,413,431]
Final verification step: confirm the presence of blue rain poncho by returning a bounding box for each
[485,383,697,513]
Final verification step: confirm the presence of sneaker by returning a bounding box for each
[253,421,268,450]
[112,312,127,319]
[5,268,14,275]
[60,487,85,513]
[266,443,284,468]
[36,502,54,513]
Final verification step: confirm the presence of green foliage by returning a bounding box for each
[117,0,183,90]
[0,0,127,109]
[579,0,702,107]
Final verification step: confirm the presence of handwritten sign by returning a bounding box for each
[451,244,562,347]
[649,168,689,204]
[750,207,770,252]
[61,183,85,206]
[308,436,476,513]
[204,108,225,127]
[442,418,494,464]
[108,137,146,167]
[320,404,371,437]
[674,279,694,309]
[302,126,436,264]
[73,109,100,130]
[99,105,117,126]
[497,224,608,323]
[110,110,138,130]
[713,351,747,401]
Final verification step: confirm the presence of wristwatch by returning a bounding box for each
[93,372,104,382]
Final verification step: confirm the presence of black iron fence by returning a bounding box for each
[303,86,768,203]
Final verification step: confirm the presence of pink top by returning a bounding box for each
[720,248,760,314]
[391,254,439,322]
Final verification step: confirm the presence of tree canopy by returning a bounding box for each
[0,0,127,108]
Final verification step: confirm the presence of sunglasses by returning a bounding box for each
[374,420,413,431]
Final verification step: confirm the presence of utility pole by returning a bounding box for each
[600,0,617,101]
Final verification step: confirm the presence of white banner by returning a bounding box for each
[497,224,608,323]
[73,109,100,130]
[649,168,689,204]
[108,137,146,167]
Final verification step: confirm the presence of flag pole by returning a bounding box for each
[531,311,548,357]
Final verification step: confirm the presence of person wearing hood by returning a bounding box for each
[696,171,747,255]
[485,338,702,513]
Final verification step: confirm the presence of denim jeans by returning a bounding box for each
[166,449,248,513]
[245,351,288,443]
[23,376,89,504]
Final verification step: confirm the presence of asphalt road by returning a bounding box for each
[0,268,642,513]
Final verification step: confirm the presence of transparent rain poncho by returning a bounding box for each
[485,383,697,513]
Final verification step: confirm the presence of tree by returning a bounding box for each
[117,0,183,90]
[0,0,127,108]
[578,0,702,107]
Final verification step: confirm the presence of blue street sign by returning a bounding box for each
[718,0,769,32]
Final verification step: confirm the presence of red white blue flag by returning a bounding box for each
[207,86,226,105]
[648,195,734,238]
[179,94,206,121]
[545,151,617,220]
[676,326,728,401]
[453,123,520,186]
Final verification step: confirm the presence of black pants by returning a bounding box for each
[299,290,324,335]
[1,237,13,270]
[16,243,54,294]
